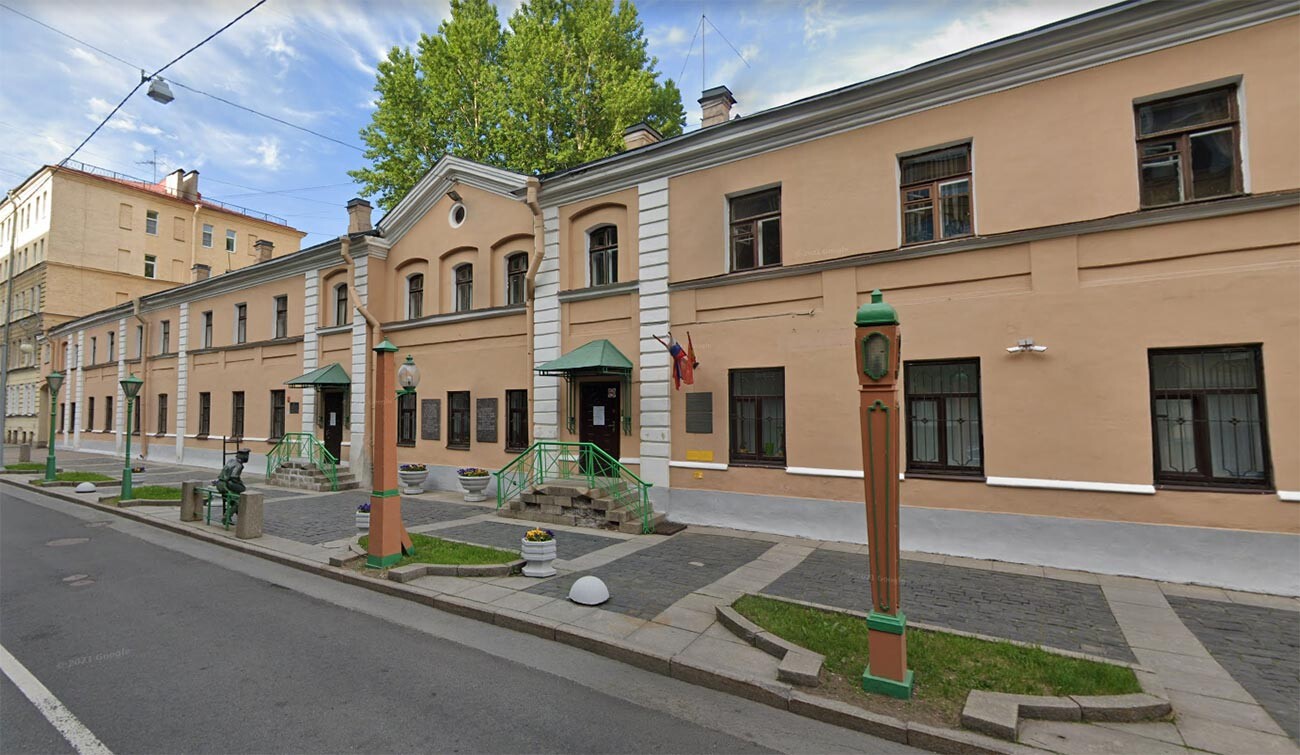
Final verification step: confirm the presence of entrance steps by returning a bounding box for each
[498,479,664,534]
[267,460,359,492]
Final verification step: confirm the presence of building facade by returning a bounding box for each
[45,1,1299,576]
[2,161,305,446]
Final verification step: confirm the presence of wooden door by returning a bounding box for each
[321,390,345,460]
[578,381,620,476]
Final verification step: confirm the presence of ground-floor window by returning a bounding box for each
[269,390,286,441]
[198,393,211,437]
[904,359,983,476]
[729,368,785,466]
[397,392,417,446]
[448,391,470,449]
[506,389,528,452]
[231,391,245,440]
[156,394,168,435]
[86,397,94,431]
[1149,345,1271,489]
[104,396,113,432]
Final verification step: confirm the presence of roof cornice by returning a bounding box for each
[538,0,1297,207]
[377,156,530,244]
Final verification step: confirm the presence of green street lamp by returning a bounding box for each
[119,373,143,500]
[397,354,420,396]
[44,371,64,481]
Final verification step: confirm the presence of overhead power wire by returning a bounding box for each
[702,14,751,69]
[56,0,268,165]
[676,16,703,84]
[0,2,363,154]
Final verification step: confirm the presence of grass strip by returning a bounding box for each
[358,532,517,567]
[3,462,45,472]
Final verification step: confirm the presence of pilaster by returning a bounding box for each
[175,303,188,462]
[637,179,671,493]
[302,269,319,432]
[115,318,126,452]
[349,257,368,478]
[72,333,83,448]
[532,207,561,440]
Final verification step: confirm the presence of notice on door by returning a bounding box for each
[592,406,605,426]
[329,412,337,426]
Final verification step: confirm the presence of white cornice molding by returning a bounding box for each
[986,476,1157,495]
[538,0,1296,207]
[378,157,530,244]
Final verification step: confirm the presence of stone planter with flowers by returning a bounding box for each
[398,463,429,494]
[355,502,370,531]
[521,528,557,577]
[457,467,491,502]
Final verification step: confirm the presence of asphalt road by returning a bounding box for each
[0,485,920,754]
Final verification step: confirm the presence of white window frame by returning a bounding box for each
[145,209,159,236]
[144,254,157,279]
[202,224,214,248]
[225,229,237,253]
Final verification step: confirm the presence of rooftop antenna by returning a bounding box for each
[136,149,159,182]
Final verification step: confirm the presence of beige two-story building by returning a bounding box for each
[46,0,1300,590]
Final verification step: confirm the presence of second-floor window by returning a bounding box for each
[454,264,473,312]
[159,320,170,353]
[108,331,116,358]
[588,226,618,286]
[407,274,424,319]
[90,337,97,364]
[235,304,247,344]
[144,255,157,278]
[202,224,213,248]
[729,187,781,271]
[146,210,158,235]
[334,284,350,326]
[1136,86,1241,207]
[225,229,236,253]
[900,144,972,245]
[202,311,213,348]
[506,253,527,306]
[274,296,288,338]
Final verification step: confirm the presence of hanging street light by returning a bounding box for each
[44,371,64,482]
[142,72,175,105]
[119,373,144,500]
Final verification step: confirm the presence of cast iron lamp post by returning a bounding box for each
[855,290,913,699]
[44,370,64,481]
[366,342,415,568]
[120,373,143,501]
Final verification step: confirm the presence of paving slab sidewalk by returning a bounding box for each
[7,447,1298,754]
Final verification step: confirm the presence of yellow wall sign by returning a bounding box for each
[685,449,714,462]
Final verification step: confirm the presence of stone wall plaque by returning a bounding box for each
[685,392,713,434]
[421,399,441,440]
[476,397,498,444]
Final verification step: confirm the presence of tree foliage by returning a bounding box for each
[350,0,685,211]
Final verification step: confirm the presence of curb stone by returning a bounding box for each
[716,605,824,687]
[388,559,525,582]
[961,690,1171,741]
[0,477,1051,755]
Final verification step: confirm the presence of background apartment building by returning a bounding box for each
[45,0,1298,582]
[1,160,305,446]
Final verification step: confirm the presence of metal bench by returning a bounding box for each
[196,485,239,530]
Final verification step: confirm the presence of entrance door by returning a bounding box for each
[321,390,345,460]
[579,381,620,476]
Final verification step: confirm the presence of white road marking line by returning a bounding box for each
[0,643,113,755]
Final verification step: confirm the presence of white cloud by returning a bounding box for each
[254,138,282,170]
[802,0,837,46]
[265,30,299,62]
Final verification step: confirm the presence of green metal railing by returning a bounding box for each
[266,432,339,491]
[495,441,653,533]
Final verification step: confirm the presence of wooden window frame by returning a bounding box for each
[159,320,170,354]
[454,264,473,313]
[201,311,213,349]
[273,296,288,339]
[104,396,113,432]
[198,392,211,437]
[86,397,94,432]
[231,391,245,441]
[505,389,528,452]
[506,253,527,306]
[903,359,985,478]
[269,390,286,442]
[397,392,417,447]
[1148,345,1272,491]
[334,284,350,327]
[1134,86,1242,208]
[728,367,786,467]
[234,303,247,344]
[156,393,168,436]
[729,187,782,272]
[448,390,471,449]
[588,226,618,286]
[407,273,424,320]
[899,144,973,246]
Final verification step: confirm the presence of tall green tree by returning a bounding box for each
[350,0,684,211]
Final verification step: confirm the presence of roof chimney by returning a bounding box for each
[180,170,200,201]
[622,121,662,151]
[254,238,274,262]
[163,169,184,197]
[699,85,736,128]
[191,263,211,282]
[347,198,373,234]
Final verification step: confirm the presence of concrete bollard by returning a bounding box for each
[236,492,263,539]
[180,481,202,522]
[18,445,31,462]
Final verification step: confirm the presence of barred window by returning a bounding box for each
[448,391,470,449]
[729,368,785,466]
[398,392,417,446]
[904,359,983,476]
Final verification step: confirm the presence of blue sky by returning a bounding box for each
[0,0,1111,247]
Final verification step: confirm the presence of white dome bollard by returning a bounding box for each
[568,576,610,606]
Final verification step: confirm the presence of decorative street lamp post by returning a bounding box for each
[855,289,913,699]
[44,371,64,481]
[366,341,415,568]
[120,373,143,501]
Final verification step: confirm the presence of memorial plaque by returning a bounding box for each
[685,392,713,434]
[476,397,498,443]
[421,399,441,440]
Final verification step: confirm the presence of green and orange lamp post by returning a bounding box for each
[855,289,913,699]
[120,373,143,501]
[44,370,64,482]
[365,340,415,569]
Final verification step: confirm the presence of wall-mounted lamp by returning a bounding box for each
[446,189,462,202]
[1007,338,1048,354]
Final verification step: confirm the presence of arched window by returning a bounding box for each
[588,225,617,286]
[406,273,424,319]
[454,264,473,312]
[334,283,350,326]
[506,253,528,306]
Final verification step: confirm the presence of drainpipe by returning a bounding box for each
[523,177,543,368]
[130,298,150,458]
[339,236,381,336]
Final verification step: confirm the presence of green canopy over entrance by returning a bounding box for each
[534,339,633,376]
[285,362,351,386]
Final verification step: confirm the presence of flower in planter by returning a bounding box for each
[399,463,427,472]
[131,465,146,473]
[356,502,371,513]
[524,528,554,542]
[457,467,490,477]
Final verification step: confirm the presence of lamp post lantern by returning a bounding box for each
[120,373,143,500]
[366,342,415,568]
[44,371,64,481]
[854,289,913,699]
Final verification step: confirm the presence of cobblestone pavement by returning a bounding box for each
[761,549,1135,661]
[262,495,482,544]
[1168,595,1300,741]
[433,520,623,559]
[527,533,772,619]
